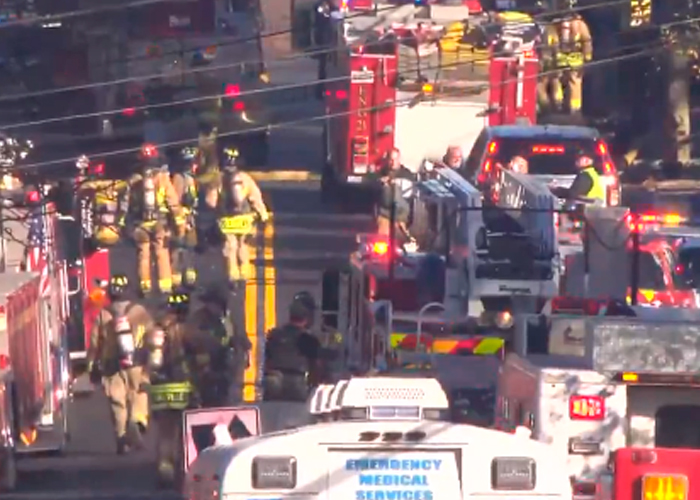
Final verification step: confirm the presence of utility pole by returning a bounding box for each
[388,183,396,283]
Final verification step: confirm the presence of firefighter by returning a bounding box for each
[87,275,154,454]
[122,144,186,295]
[147,291,194,486]
[264,291,322,402]
[171,147,200,288]
[550,15,592,114]
[203,147,269,284]
[566,154,605,205]
[537,22,560,112]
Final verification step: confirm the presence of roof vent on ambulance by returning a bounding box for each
[333,376,449,421]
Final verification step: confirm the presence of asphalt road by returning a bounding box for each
[2,56,374,500]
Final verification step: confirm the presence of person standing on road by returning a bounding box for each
[86,275,155,454]
[202,147,269,284]
[171,149,200,288]
[263,291,322,402]
[122,144,186,295]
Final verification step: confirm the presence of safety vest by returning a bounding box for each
[582,167,606,203]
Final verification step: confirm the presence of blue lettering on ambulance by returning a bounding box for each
[348,457,440,500]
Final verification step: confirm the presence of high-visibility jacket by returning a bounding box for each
[582,167,606,202]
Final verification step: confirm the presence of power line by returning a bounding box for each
[0,0,635,105]
[1,5,675,132]
[6,37,668,173]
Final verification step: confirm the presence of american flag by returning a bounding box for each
[24,201,67,321]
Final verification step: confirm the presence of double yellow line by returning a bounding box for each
[243,218,276,402]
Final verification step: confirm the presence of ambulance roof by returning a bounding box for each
[189,419,571,496]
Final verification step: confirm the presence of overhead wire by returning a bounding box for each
[7,36,671,173]
[0,0,634,105]
[0,2,676,133]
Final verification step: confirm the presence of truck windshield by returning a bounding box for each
[656,405,700,448]
[491,137,603,176]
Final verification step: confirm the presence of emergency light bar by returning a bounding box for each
[613,372,700,386]
[626,212,687,232]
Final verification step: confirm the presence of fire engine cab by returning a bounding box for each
[323,165,559,375]
[312,4,540,204]
[499,300,700,498]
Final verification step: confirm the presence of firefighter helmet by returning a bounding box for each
[167,291,191,315]
[108,274,129,299]
[222,147,240,170]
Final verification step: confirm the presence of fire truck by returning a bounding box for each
[322,165,559,374]
[304,5,540,206]
[0,195,71,490]
[497,299,700,499]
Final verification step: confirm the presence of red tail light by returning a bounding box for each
[336,89,348,99]
[26,191,40,203]
[569,395,605,420]
[233,101,245,111]
[122,107,136,117]
[225,84,240,97]
[487,140,498,154]
[477,159,493,184]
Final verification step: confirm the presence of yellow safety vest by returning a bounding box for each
[582,167,605,202]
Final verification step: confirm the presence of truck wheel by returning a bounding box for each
[0,449,17,492]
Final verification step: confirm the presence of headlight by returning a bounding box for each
[491,457,536,490]
[252,456,297,489]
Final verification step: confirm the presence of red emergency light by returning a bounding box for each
[90,163,105,176]
[122,107,136,117]
[141,144,158,158]
[225,84,241,97]
[372,241,389,256]
[626,213,686,232]
[569,395,605,420]
[0,354,9,370]
[233,101,245,111]
[26,191,40,203]
[531,145,565,154]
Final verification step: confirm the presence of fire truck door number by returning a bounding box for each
[351,70,374,84]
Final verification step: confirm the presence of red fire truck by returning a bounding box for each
[317,12,539,205]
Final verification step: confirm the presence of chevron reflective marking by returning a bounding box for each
[472,337,505,355]
[390,332,433,350]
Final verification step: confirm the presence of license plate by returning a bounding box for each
[219,215,254,235]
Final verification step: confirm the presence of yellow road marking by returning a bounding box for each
[243,232,258,402]
[264,221,276,334]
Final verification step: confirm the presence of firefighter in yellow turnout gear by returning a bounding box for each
[87,275,155,454]
[147,292,195,487]
[541,15,592,113]
[123,145,186,295]
[171,147,200,288]
[203,148,269,283]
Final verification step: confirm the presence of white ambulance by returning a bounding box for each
[497,298,700,499]
[185,376,572,500]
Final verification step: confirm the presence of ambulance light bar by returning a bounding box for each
[613,372,700,386]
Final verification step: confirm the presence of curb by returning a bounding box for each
[248,170,321,182]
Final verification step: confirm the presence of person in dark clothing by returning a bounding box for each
[375,148,415,238]
[263,291,321,401]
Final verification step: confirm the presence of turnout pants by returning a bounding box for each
[154,410,183,485]
[133,221,172,293]
[549,69,583,112]
[223,234,251,282]
[171,227,197,288]
[103,366,149,441]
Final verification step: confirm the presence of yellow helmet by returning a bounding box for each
[94,225,120,246]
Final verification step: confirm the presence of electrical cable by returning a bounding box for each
[0,0,636,104]
[1,6,679,133]
[1,37,669,173]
